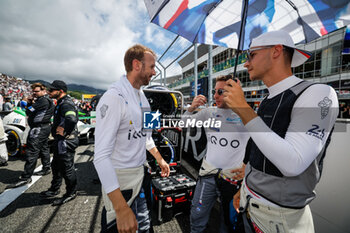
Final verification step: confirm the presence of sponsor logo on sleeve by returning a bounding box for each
[100,104,108,119]
[318,97,332,119]
[306,124,325,140]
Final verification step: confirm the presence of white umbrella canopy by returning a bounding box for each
[144,0,350,50]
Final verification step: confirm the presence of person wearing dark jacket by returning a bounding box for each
[40,80,79,206]
[8,83,54,188]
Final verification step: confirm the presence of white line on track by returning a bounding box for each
[0,162,49,212]
[0,145,91,212]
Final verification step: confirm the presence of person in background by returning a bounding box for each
[40,80,79,206]
[19,96,28,111]
[7,83,55,188]
[3,97,13,111]
[0,118,8,167]
[0,91,3,112]
[342,104,350,118]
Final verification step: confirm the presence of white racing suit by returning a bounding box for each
[94,75,156,233]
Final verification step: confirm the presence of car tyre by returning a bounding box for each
[5,129,21,156]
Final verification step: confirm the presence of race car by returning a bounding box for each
[1,109,28,156]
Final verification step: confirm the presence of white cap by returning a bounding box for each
[250,30,312,67]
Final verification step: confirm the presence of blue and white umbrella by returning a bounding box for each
[144,0,350,51]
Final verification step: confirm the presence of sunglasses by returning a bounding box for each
[245,45,274,61]
[212,89,225,96]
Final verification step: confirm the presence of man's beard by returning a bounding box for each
[142,75,150,86]
[140,68,150,86]
[50,92,60,99]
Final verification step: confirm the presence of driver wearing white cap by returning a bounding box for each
[223,30,338,232]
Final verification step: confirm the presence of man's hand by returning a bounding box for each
[148,147,170,177]
[108,189,138,233]
[223,79,257,125]
[223,79,248,111]
[157,158,170,177]
[56,126,64,136]
[115,206,138,233]
[230,164,246,180]
[233,189,241,213]
[188,94,207,112]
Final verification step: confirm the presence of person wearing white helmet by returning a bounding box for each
[223,30,338,232]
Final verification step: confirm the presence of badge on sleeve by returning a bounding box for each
[100,104,108,119]
[318,97,332,119]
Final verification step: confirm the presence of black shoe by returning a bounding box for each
[6,177,32,189]
[33,169,51,176]
[40,190,60,198]
[52,191,77,206]
[0,161,8,167]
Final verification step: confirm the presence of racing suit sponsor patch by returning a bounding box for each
[306,124,325,140]
[100,104,108,119]
[318,97,332,119]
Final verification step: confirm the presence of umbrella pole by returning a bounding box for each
[286,0,308,43]
[194,43,198,96]
[233,0,249,79]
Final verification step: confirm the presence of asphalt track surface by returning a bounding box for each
[0,143,220,233]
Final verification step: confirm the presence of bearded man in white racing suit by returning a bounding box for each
[94,44,170,233]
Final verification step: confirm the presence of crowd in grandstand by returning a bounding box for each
[0,73,32,110]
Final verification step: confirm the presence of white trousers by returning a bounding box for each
[240,182,315,233]
[102,165,144,224]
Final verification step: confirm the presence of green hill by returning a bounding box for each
[27,80,105,94]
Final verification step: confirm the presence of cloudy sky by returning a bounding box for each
[0,0,188,90]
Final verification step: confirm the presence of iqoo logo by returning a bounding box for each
[128,129,147,140]
[210,136,240,148]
